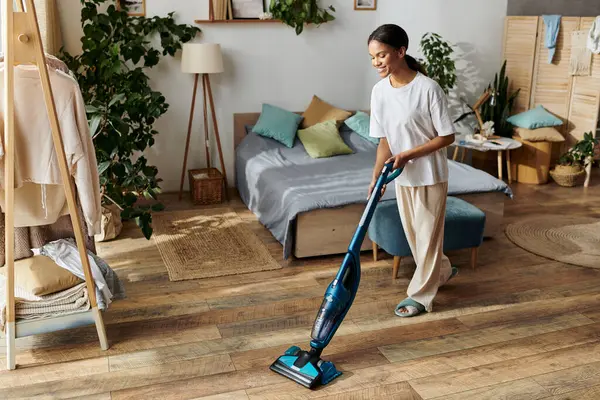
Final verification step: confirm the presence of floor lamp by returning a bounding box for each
[179,43,228,201]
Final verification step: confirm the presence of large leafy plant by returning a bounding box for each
[60,0,200,239]
[269,0,335,35]
[418,33,456,95]
[455,60,520,137]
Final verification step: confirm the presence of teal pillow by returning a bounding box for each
[252,103,304,148]
[344,111,379,144]
[297,120,353,158]
[506,105,563,129]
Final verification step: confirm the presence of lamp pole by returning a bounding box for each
[179,73,200,201]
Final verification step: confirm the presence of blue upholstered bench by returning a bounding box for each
[368,196,486,279]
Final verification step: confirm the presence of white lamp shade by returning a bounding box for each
[181,43,224,74]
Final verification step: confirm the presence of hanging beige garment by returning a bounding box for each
[0,183,68,227]
[570,30,593,76]
[33,0,63,55]
[0,64,102,236]
[0,55,71,228]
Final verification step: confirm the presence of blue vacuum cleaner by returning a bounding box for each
[270,162,403,389]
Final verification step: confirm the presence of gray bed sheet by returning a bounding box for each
[235,125,513,259]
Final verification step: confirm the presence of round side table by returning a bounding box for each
[452,135,522,183]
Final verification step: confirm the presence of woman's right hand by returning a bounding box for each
[367,180,386,200]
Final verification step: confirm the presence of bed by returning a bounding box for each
[234,112,513,259]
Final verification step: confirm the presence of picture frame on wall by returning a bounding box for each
[354,0,376,11]
[231,0,264,19]
[117,0,146,16]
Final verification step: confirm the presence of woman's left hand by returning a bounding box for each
[386,152,410,170]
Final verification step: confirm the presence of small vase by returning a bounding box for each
[584,156,593,187]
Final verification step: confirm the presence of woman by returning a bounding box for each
[367,24,457,317]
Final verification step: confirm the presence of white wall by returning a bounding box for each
[56,0,508,192]
[371,0,509,126]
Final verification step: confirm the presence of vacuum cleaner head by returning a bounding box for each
[270,346,341,389]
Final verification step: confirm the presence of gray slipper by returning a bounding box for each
[394,297,426,317]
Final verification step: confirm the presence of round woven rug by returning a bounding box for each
[505,216,600,268]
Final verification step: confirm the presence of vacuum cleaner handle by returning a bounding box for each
[348,161,403,255]
[385,163,402,184]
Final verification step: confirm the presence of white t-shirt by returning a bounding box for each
[369,72,456,187]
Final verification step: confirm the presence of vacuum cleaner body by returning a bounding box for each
[270,162,402,389]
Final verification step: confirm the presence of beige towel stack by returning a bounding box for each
[0,279,89,332]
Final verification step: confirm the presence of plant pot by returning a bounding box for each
[95,204,123,242]
[553,164,582,174]
[549,164,586,187]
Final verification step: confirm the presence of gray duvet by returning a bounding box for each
[235,125,513,259]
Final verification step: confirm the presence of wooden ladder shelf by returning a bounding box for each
[2,0,108,370]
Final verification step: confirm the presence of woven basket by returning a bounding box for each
[549,165,586,187]
[188,168,224,205]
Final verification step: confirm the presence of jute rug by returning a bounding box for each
[152,208,282,281]
[505,216,600,268]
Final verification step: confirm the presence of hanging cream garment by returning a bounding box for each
[570,30,593,76]
[588,16,600,54]
[0,64,102,235]
[0,58,70,228]
[0,184,68,228]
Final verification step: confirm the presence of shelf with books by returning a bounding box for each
[195,18,280,23]
[204,0,274,23]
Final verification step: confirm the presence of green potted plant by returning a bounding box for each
[60,0,200,239]
[418,32,456,95]
[269,0,335,35]
[551,132,599,187]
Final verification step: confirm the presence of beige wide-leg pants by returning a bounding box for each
[395,180,453,312]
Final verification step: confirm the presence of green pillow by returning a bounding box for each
[297,120,353,158]
[506,105,563,129]
[344,111,379,144]
[252,103,304,148]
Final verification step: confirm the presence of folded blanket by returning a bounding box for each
[0,279,89,332]
[588,16,600,54]
[0,238,126,332]
[543,15,561,63]
[36,238,126,309]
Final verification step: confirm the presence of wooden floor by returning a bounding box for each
[2,170,600,399]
